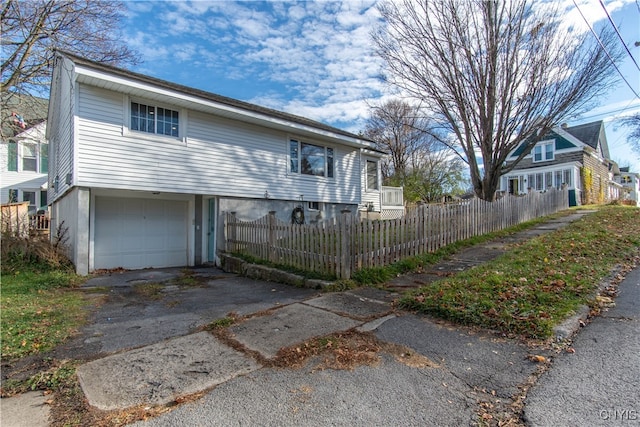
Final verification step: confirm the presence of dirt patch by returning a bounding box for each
[273,330,382,370]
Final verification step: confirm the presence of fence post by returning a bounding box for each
[225,212,237,252]
[268,211,276,263]
[340,210,352,279]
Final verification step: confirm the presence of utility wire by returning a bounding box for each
[598,0,640,72]
[573,0,640,100]
[576,99,640,121]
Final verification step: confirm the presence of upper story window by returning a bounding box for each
[366,160,379,191]
[22,143,37,171]
[533,141,554,162]
[131,102,179,137]
[289,139,334,178]
[6,141,48,173]
[621,175,632,184]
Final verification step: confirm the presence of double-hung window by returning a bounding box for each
[366,160,379,191]
[22,143,37,172]
[131,102,179,137]
[289,139,334,178]
[7,141,47,173]
[533,141,554,162]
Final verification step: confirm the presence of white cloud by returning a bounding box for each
[124,0,639,138]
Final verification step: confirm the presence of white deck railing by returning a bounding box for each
[381,186,403,207]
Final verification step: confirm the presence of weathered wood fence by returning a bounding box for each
[1,202,50,237]
[224,188,568,279]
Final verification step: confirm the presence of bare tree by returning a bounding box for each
[363,98,467,202]
[363,99,438,180]
[373,0,622,201]
[619,113,640,154]
[1,0,138,137]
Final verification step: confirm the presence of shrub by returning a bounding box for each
[1,222,73,273]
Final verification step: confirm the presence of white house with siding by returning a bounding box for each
[47,51,386,275]
[1,121,49,213]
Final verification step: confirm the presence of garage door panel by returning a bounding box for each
[94,197,188,270]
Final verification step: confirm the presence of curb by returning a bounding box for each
[219,253,334,290]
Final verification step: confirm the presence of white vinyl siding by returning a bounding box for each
[74,85,361,205]
[48,56,76,202]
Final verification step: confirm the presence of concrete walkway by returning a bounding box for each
[385,211,595,291]
[4,209,637,426]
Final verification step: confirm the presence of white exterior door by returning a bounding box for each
[94,197,188,270]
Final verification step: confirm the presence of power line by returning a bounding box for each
[573,0,640,100]
[576,100,640,122]
[598,0,640,72]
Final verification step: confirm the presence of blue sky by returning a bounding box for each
[122,0,640,172]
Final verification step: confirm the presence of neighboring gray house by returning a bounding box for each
[47,51,387,275]
[500,121,613,206]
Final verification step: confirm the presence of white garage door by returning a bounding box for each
[94,197,188,270]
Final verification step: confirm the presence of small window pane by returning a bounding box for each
[533,146,542,162]
[301,143,325,176]
[367,160,378,190]
[545,143,554,160]
[564,169,572,187]
[327,148,334,178]
[22,143,37,172]
[290,140,299,173]
[23,191,36,214]
[555,170,563,189]
[40,190,47,208]
[8,189,18,203]
[545,172,552,188]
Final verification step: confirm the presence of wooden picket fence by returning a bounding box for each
[224,188,568,279]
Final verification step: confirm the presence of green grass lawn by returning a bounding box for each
[1,269,85,359]
[399,206,640,339]
[1,206,638,362]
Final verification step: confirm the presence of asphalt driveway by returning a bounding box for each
[74,267,319,357]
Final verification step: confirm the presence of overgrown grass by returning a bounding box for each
[1,268,86,359]
[1,229,86,360]
[399,206,640,339]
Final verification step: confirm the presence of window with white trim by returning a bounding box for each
[366,160,379,191]
[7,141,48,173]
[289,139,334,178]
[22,143,37,171]
[131,102,179,137]
[533,141,554,162]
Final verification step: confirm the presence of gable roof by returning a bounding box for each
[562,121,609,159]
[509,120,610,160]
[55,50,379,151]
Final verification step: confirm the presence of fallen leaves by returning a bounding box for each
[527,354,548,364]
